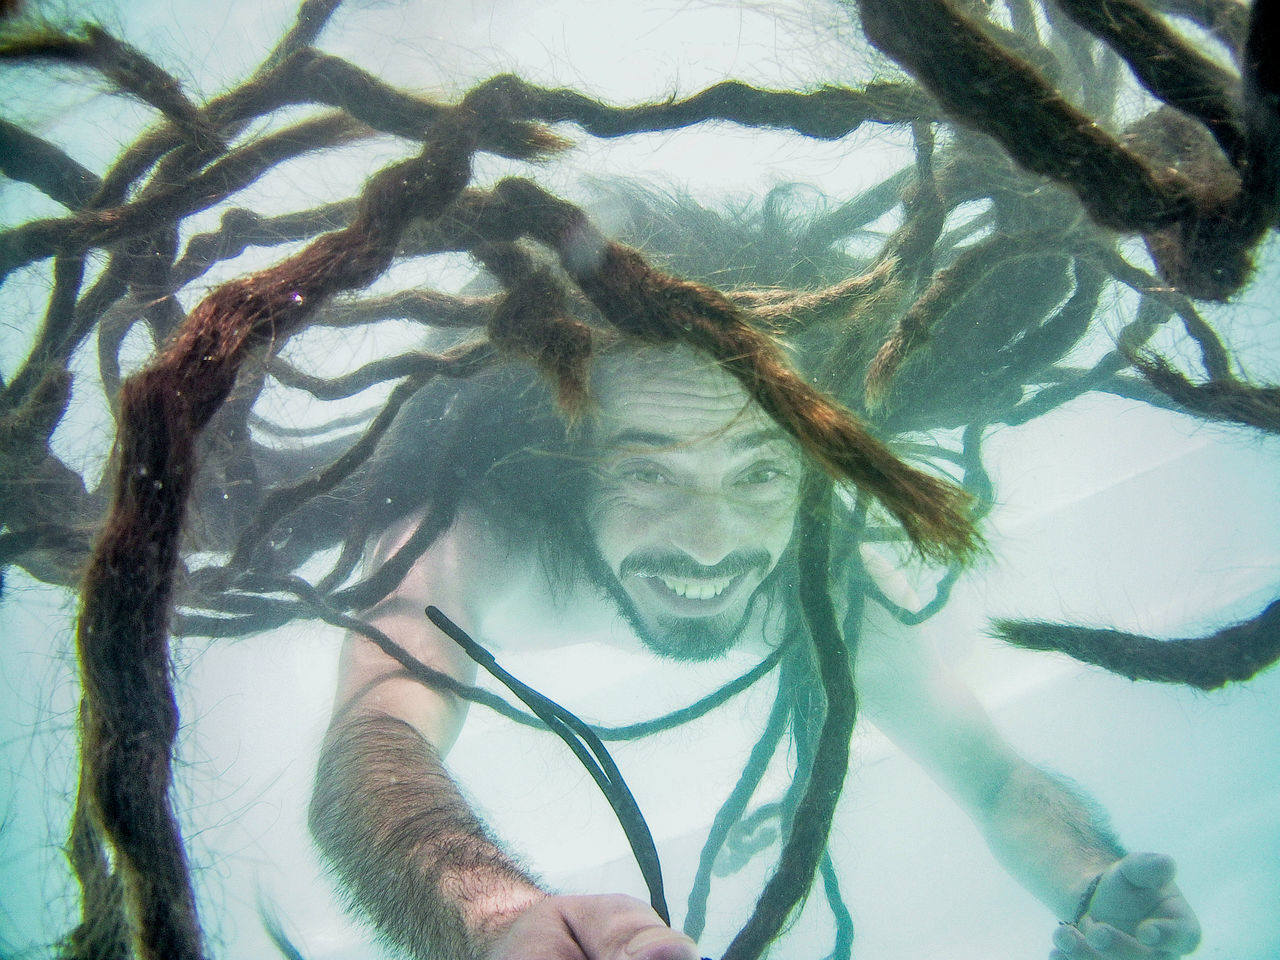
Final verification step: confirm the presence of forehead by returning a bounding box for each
[592,348,782,446]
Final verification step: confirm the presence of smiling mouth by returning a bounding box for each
[634,572,747,610]
[654,574,734,600]
[621,552,769,615]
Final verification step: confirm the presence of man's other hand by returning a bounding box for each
[1050,852,1202,959]
[484,894,701,960]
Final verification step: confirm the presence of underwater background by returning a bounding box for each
[2,1,1278,958]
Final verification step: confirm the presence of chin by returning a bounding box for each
[584,546,770,662]
[631,604,754,663]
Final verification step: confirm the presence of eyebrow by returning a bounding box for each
[601,426,792,453]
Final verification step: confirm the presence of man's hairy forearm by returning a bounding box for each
[310,713,545,960]
[980,763,1126,919]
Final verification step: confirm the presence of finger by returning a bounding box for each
[1135,917,1202,955]
[1052,922,1096,959]
[557,895,700,960]
[622,925,701,960]
[1084,920,1172,960]
[1117,853,1176,891]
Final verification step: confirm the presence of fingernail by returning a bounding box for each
[625,926,698,959]
[1137,924,1160,946]
[625,928,664,956]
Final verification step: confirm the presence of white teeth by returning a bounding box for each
[658,575,732,600]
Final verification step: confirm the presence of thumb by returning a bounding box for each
[623,925,701,960]
[1117,852,1177,890]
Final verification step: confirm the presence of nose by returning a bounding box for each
[665,490,740,567]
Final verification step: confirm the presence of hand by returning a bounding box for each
[1050,853,1201,959]
[484,894,702,960]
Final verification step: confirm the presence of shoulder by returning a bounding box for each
[848,543,938,711]
[857,542,923,612]
[370,506,531,618]
[372,506,601,651]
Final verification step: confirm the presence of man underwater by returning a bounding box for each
[308,338,1202,960]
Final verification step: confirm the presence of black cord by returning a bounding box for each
[424,605,673,925]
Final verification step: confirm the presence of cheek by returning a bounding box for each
[738,491,801,549]
[763,514,798,559]
[587,493,656,565]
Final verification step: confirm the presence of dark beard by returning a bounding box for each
[581,546,775,662]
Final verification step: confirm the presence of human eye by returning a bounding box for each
[734,460,790,487]
[740,467,780,485]
[616,460,671,485]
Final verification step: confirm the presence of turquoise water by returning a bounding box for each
[2,2,1278,958]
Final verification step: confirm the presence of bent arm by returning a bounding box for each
[856,593,1200,957]
[309,511,545,960]
[855,568,1203,957]
[310,711,544,958]
[855,595,1120,919]
[310,511,698,960]
[969,747,1124,918]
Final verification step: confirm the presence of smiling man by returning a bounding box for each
[309,343,1201,960]
[582,348,803,662]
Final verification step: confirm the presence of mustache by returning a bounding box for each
[619,549,770,581]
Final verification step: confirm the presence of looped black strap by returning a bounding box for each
[425,605,672,925]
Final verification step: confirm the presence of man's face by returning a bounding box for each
[585,348,804,661]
